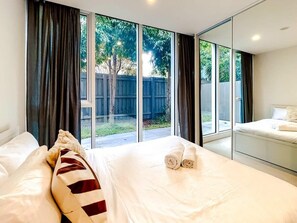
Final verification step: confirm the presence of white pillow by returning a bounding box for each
[272,107,287,120]
[0,146,61,223]
[0,132,39,174]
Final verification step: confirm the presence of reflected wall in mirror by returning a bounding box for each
[233,0,297,172]
[199,20,233,159]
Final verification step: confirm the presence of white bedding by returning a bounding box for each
[87,136,297,223]
[234,119,297,144]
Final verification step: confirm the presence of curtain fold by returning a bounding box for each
[177,34,196,143]
[241,51,253,123]
[27,0,81,147]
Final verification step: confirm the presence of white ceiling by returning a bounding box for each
[48,0,260,34]
[233,0,297,54]
[199,0,297,55]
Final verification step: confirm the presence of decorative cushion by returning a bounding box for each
[286,106,297,123]
[0,132,39,174]
[0,146,61,223]
[47,129,86,168]
[272,107,287,120]
[51,149,107,223]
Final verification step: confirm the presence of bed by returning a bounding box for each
[87,136,297,222]
[1,132,297,223]
[234,118,297,172]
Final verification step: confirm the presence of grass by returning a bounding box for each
[81,114,212,139]
[81,119,170,139]
[96,122,135,137]
[202,113,212,122]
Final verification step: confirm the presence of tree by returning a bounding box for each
[80,15,173,123]
[143,26,172,121]
[200,40,242,82]
[80,15,87,72]
[95,15,137,124]
[218,46,231,82]
[200,40,212,82]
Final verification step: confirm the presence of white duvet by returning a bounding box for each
[234,119,297,144]
[87,136,297,223]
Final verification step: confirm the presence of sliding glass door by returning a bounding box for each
[142,26,173,141]
[93,15,137,148]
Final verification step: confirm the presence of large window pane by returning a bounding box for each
[142,26,172,141]
[200,40,215,135]
[80,15,88,100]
[218,46,231,131]
[94,15,137,147]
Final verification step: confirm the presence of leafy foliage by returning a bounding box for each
[218,46,230,82]
[143,26,171,76]
[200,40,212,82]
[95,15,137,74]
[80,15,87,72]
[80,15,172,77]
[200,40,242,82]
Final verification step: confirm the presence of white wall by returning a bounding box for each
[254,45,297,120]
[0,0,26,134]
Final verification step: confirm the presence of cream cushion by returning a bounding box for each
[52,149,107,223]
[286,106,297,123]
[0,146,61,223]
[0,132,39,174]
[47,129,86,168]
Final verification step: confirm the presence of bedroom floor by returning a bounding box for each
[204,137,297,187]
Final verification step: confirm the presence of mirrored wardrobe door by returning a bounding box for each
[232,0,297,168]
[199,20,233,159]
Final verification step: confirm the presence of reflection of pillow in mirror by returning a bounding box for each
[272,107,287,120]
[286,106,297,123]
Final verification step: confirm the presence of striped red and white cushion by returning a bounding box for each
[52,149,107,223]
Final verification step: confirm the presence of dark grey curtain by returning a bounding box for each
[241,51,253,123]
[27,0,81,147]
[178,34,202,145]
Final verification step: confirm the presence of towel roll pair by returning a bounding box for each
[164,142,196,169]
[278,123,297,132]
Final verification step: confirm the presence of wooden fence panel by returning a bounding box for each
[81,73,168,121]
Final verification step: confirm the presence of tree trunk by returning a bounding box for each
[108,54,117,124]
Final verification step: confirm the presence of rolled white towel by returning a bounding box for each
[181,144,196,168]
[164,142,184,170]
[278,123,297,132]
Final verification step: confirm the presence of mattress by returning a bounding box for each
[86,136,297,223]
[234,119,297,144]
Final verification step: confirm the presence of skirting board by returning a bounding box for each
[233,131,297,172]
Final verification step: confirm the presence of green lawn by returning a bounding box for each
[81,120,170,139]
[202,113,212,122]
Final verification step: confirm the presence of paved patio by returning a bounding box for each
[81,120,231,149]
[81,127,171,149]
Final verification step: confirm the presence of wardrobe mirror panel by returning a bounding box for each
[232,0,297,164]
[199,20,233,159]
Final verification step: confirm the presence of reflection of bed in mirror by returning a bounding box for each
[234,105,297,172]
